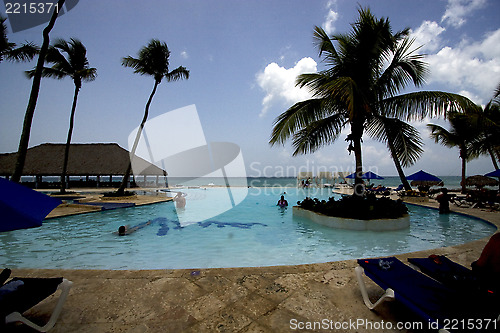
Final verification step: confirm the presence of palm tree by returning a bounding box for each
[26,38,97,193]
[468,82,500,169]
[428,112,478,193]
[116,39,189,195]
[0,15,39,63]
[11,0,66,183]
[270,7,474,196]
[366,116,423,190]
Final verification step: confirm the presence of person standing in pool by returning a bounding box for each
[277,195,288,208]
[173,192,186,208]
[436,188,451,214]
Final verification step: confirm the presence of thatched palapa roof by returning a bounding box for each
[0,143,166,176]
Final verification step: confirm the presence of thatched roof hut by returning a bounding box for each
[0,143,166,177]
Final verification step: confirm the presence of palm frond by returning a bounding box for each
[291,113,347,155]
[376,37,428,98]
[366,116,423,167]
[382,91,476,121]
[427,123,456,148]
[312,26,340,66]
[5,42,39,62]
[270,98,342,146]
[77,67,97,82]
[121,56,142,71]
[165,66,189,82]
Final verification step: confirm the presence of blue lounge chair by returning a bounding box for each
[1,269,72,332]
[356,257,498,332]
[408,256,478,289]
[408,256,499,305]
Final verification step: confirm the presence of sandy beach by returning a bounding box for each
[5,189,499,333]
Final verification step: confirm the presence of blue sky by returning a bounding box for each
[1,0,499,178]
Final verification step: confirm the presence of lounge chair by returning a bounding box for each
[355,257,498,332]
[409,255,500,301]
[408,256,477,288]
[394,184,404,192]
[1,269,72,332]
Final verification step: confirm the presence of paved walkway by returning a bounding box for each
[7,193,499,333]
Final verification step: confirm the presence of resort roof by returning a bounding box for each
[0,143,167,176]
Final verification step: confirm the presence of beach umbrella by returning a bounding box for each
[406,170,443,187]
[463,175,498,188]
[0,177,62,232]
[484,169,500,178]
[345,171,384,180]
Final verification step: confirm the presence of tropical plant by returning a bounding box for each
[269,7,475,196]
[428,112,479,193]
[467,82,500,169]
[297,195,408,219]
[26,38,97,193]
[116,39,189,195]
[11,0,66,183]
[365,116,423,190]
[0,15,39,63]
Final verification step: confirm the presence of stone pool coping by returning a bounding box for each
[6,192,499,332]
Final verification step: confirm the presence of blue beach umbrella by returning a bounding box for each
[484,169,500,178]
[406,170,443,186]
[345,171,384,180]
[0,177,62,232]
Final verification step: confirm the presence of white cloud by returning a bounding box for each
[180,50,189,59]
[425,28,500,103]
[256,57,317,117]
[322,0,338,35]
[410,21,446,52]
[441,0,486,28]
[323,9,339,35]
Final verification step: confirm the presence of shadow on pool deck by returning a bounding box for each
[6,195,499,333]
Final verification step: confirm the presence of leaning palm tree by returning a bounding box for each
[11,0,66,183]
[0,15,39,63]
[27,38,97,193]
[467,82,500,169]
[116,39,189,195]
[366,116,423,190]
[270,7,474,196]
[428,112,478,193]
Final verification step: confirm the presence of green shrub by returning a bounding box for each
[297,195,408,220]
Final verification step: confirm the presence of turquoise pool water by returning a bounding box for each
[0,188,495,270]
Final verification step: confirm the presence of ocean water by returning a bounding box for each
[166,176,466,189]
[21,175,486,191]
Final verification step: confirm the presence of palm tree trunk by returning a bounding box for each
[11,0,65,183]
[387,140,412,190]
[60,84,80,193]
[487,146,499,170]
[460,149,467,194]
[351,123,364,197]
[117,80,159,195]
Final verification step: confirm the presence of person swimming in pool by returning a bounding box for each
[115,220,151,236]
[277,195,288,208]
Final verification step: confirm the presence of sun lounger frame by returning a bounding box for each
[356,258,458,333]
[4,278,73,332]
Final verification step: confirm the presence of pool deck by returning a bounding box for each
[7,190,499,332]
[45,189,173,219]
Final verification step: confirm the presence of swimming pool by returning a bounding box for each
[0,188,495,270]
